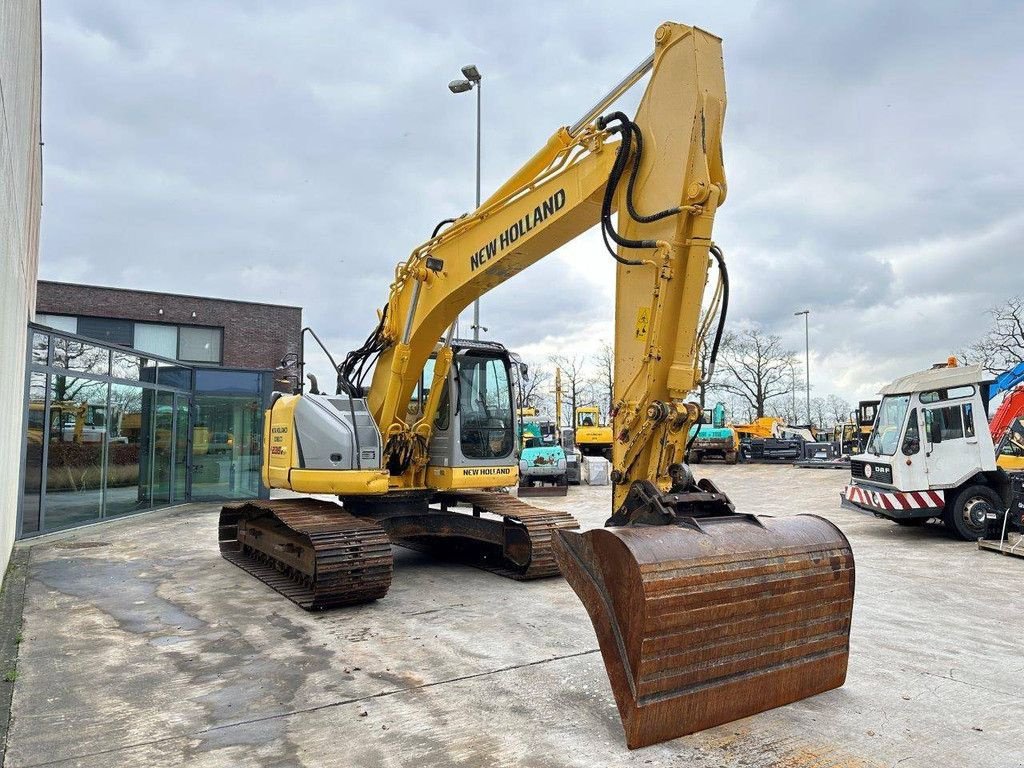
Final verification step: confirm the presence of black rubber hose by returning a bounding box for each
[685,409,703,455]
[706,244,729,378]
[624,123,683,223]
[685,246,729,459]
[432,217,457,238]
[597,113,655,265]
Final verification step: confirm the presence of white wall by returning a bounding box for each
[0,0,42,571]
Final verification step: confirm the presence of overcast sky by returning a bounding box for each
[39,0,1024,406]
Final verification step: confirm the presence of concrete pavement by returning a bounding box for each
[4,465,1023,767]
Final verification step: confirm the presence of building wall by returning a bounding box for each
[36,282,302,371]
[1,0,42,573]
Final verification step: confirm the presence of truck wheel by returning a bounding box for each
[943,485,1001,541]
[725,452,738,465]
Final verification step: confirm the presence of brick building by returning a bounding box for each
[19,282,304,537]
[35,281,301,370]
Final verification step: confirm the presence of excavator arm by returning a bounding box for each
[349,23,728,500]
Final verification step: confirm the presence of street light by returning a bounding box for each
[794,310,811,425]
[449,64,483,340]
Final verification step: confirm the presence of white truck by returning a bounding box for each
[843,362,1013,540]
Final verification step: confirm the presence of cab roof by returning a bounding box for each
[878,364,989,396]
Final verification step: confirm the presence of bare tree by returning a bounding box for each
[715,327,798,418]
[963,296,1024,374]
[810,396,831,429]
[826,394,853,425]
[550,354,589,427]
[593,341,614,417]
[518,363,552,412]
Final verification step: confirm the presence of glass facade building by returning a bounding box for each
[19,324,272,537]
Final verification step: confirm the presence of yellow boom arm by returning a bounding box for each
[362,22,726,497]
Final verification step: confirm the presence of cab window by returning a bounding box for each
[901,409,920,455]
[457,355,513,460]
[925,405,964,442]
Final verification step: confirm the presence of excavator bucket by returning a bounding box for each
[552,514,854,749]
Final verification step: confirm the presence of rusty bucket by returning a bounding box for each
[553,514,854,748]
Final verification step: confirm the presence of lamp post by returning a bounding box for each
[794,310,811,425]
[449,64,483,340]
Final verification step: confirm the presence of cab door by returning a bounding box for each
[897,408,929,490]
[922,400,983,487]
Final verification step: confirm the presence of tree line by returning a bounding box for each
[519,326,854,430]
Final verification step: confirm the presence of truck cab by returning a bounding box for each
[843,363,1010,539]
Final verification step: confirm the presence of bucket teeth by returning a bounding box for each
[553,514,854,749]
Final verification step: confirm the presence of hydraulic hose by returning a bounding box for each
[432,217,457,238]
[704,244,729,382]
[597,112,654,265]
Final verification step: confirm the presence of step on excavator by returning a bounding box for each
[219,22,855,749]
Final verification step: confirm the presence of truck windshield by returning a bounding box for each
[866,395,910,456]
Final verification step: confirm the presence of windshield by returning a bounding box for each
[866,395,910,456]
[457,354,514,460]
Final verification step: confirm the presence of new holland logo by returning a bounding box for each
[469,189,566,271]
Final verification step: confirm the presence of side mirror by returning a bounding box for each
[929,420,942,444]
[519,362,529,380]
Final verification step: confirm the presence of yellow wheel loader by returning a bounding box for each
[220,22,854,749]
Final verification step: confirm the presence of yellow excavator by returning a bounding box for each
[220,23,855,749]
[574,404,614,459]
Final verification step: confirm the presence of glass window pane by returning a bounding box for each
[22,373,47,534]
[179,326,222,363]
[156,365,193,391]
[134,323,178,359]
[52,337,110,376]
[77,316,133,346]
[30,332,49,366]
[111,352,143,381]
[173,396,190,503]
[963,403,975,438]
[191,392,262,500]
[105,384,150,517]
[457,356,514,460]
[45,375,108,531]
[151,391,176,504]
[195,369,259,394]
[35,314,77,333]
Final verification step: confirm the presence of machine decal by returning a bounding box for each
[634,306,650,341]
[470,188,566,271]
[459,467,514,477]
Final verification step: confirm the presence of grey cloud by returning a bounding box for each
[39,1,1024,401]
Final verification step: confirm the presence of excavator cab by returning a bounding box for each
[424,341,519,489]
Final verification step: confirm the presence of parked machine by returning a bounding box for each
[830,400,880,457]
[978,471,1024,557]
[686,402,738,464]
[986,362,1024,444]
[843,360,1017,540]
[517,413,569,496]
[574,405,613,459]
[219,24,854,748]
[734,417,808,462]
